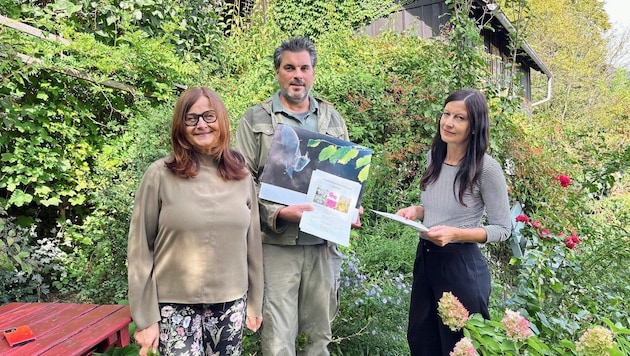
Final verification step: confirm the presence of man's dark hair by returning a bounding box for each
[273,37,317,69]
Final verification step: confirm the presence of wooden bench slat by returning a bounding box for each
[6,304,119,356]
[1,303,95,333]
[0,303,131,356]
[0,302,51,325]
[40,306,131,355]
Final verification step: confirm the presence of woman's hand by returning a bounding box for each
[421,225,461,246]
[134,323,159,356]
[396,205,424,221]
[246,315,263,332]
[423,226,487,245]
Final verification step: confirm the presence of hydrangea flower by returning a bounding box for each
[501,309,533,341]
[437,292,469,331]
[575,326,614,355]
[450,337,478,356]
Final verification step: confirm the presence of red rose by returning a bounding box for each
[555,175,572,188]
[516,214,530,223]
[565,234,579,249]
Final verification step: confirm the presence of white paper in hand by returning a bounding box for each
[370,209,429,232]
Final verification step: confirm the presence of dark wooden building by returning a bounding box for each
[361,0,552,105]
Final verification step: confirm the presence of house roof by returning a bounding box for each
[473,0,552,77]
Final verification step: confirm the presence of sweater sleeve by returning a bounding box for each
[127,161,162,331]
[246,175,264,317]
[480,157,512,243]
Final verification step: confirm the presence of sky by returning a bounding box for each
[603,0,630,32]
[602,0,630,68]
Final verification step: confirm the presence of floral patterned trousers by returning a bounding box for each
[158,296,246,356]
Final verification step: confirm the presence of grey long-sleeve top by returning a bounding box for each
[422,154,512,243]
[127,154,263,330]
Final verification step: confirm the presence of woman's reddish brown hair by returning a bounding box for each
[166,87,248,180]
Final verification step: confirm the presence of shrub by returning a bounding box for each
[0,207,69,302]
[331,248,412,355]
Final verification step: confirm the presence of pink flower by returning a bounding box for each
[515,214,530,223]
[450,337,478,356]
[565,234,580,249]
[438,292,469,331]
[230,311,243,330]
[501,309,533,342]
[539,229,550,238]
[555,174,572,187]
[531,220,542,229]
[575,326,614,355]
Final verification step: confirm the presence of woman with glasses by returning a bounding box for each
[127,87,263,356]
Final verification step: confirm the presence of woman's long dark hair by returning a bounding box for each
[420,89,490,205]
[166,87,248,180]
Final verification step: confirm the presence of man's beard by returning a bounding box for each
[281,84,310,104]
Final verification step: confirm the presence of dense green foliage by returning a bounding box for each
[1,0,629,354]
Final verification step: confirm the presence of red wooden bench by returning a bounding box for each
[0,302,132,355]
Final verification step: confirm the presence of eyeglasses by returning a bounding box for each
[184,110,218,126]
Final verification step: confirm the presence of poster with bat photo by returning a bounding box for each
[259,123,372,215]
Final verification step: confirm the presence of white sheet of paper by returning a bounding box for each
[299,170,362,246]
[370,209,430,232]
[259,182,306,206]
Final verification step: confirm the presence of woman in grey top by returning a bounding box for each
[396,88,511,356]
[128,87,263,356]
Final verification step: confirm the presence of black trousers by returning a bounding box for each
[407,240,491,356]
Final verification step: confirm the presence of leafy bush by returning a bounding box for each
[505,183,630,353]
[437,291,630,355]
[268,0,399,41]
[20,0,230,64]
[64,102,173,303]
[1,1,193,301]
[0,207,69,302]
[331,248,412,355]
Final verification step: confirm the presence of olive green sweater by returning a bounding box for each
[127,155,263,330]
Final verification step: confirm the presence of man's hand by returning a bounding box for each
[351,206,364,229]
[277,203,314,223]
[134,323,159,356]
